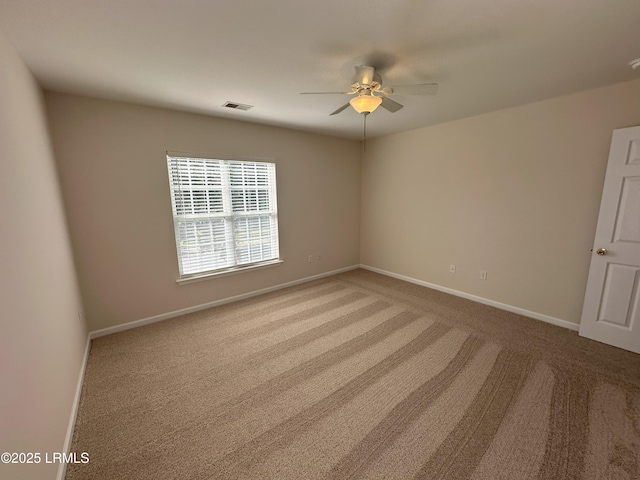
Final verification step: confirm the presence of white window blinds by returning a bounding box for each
[166,155,280,278]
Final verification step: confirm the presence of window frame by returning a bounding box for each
[166,152,282,284]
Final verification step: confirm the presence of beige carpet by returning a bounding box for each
[66,269,640,479]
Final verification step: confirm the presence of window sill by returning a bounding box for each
[176,259,284,285]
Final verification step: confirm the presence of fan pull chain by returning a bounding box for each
[362,112,368,153]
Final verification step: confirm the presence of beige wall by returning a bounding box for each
[361,78,640,325]
[45,92,361,332]
[0,33,87,480]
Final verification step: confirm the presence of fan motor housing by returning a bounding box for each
[352,71,383,92]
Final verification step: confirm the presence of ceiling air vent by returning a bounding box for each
[222,101,253,111]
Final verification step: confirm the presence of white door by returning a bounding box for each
[579,126,640,354]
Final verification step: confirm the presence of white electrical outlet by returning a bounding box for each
[317,252,322,261]
[449,264,456,273]
[480,270,487,280]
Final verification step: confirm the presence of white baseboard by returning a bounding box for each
[89,265,360,339]
[57,332,91,480]
[360,264,579,332]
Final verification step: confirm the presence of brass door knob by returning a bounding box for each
[596,248,607,256]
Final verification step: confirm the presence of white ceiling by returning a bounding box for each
[1,0,639,140]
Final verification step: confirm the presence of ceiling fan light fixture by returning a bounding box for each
[349,93,382,114]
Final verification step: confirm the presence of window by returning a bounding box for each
[166,154,280,281]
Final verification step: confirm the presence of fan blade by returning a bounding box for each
[329,103,351,116]
[354,65,376,85]
[383,83,438,96]
[300,91,354,95]
[380,96,403,113]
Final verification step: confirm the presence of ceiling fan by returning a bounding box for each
[301,65,438,116]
